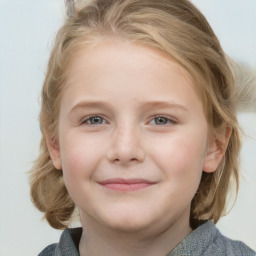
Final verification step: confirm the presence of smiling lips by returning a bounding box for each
[98,178,155,191]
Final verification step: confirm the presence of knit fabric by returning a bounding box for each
[39,221,255,256]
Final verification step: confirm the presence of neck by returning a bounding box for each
[79,211,192,256]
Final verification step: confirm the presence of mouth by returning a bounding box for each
[98,178,156,191]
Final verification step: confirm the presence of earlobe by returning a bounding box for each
[45,136,62,170]
[203,126,232,173]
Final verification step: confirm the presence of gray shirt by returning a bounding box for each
[39,221,255,256]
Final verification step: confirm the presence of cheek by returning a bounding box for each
[59,134,105,203]
[150,130,208,178]
[59,133,103,179]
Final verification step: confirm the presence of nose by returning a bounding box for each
[107,123,145,165]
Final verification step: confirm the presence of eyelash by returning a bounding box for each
[80,115,177,126]
[80,115,107,125]
[149,115,177,126]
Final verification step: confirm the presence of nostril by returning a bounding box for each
[112,157,141,164]
[107,137,145,164]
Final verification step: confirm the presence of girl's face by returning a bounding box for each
[51,40,218,236]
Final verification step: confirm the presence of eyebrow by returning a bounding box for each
[69,100,189,115]
[139,101,189,112]
[69,101,112,115]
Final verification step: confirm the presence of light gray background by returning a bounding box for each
[0,1,255,255]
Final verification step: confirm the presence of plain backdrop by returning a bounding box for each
[0,0,255,255]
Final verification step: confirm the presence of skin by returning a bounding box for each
[48,40,229,256]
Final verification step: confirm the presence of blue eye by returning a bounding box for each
[83,116,106,125]
[150,116,173,125]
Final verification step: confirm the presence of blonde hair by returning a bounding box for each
[30,0,241,229]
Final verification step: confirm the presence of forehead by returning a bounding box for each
[65,39,194,89]
[62,39,204,114]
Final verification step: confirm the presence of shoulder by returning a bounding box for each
[203,224,255,256]
[169,221,255,256]
[38,243,58,256]
[38,228,82,256]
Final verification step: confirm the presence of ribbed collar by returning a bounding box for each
[167,221,218,256]
[57,227,81,256]
[59,221,217,256]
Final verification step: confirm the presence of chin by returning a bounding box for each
[109,222,144,233]
[98,207,154,233]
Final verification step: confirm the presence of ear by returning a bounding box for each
[45,135,62,170]
[203,126,232,173]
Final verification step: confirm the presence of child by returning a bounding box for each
[29,0,255,255]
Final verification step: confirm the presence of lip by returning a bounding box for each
[98,178,156,191]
